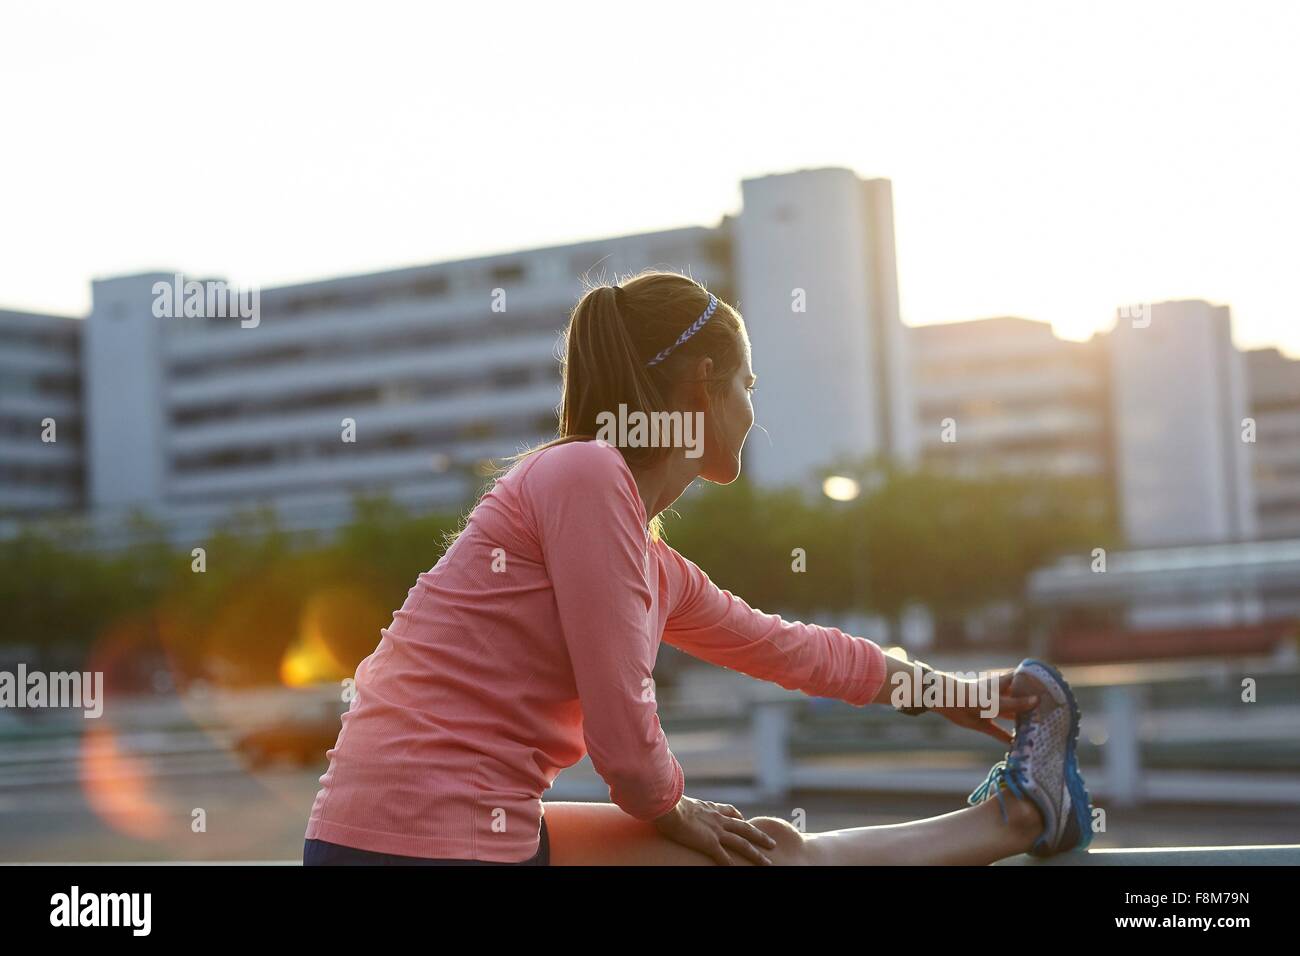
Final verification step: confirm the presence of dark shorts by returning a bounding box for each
[303,816,550,866]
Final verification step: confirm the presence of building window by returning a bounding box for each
[490,262,526,284]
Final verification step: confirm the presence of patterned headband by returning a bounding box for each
[645,294,719,368]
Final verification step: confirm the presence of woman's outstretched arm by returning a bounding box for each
[658,544,1036,740]
[658,542,898,706]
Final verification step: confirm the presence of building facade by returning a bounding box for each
[80,228,731,541]
[910,301,1291,551]
[1246,347,1300,539]
[734,169,916,485]
[910,316,1111,481]
[1107,300,1257,548]
[0,309,84,518]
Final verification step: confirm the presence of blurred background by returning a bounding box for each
[1,1,1297,860]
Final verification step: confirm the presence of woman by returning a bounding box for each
[303,271,1093,865]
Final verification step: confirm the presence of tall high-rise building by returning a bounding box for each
[1107,300,1256,547]
[733,169,916,487]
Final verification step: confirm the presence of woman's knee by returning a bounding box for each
[747,816,813,865]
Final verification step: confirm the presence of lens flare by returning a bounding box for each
[280,587,384,687]
[79,724,168,841]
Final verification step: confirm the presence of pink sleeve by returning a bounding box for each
[659,543,888,706]
[522,442,684,821]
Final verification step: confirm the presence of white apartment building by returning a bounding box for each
[81,228,731,540]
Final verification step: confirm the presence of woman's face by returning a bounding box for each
[698,347,756,484]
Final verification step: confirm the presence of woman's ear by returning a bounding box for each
[679,356,714,410]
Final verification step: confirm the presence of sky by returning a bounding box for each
[2,1,1297,355]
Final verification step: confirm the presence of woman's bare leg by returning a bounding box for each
[543,794,1042,865]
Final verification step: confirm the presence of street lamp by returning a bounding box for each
[822,475,861,502]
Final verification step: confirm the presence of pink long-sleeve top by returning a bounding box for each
[305,438,888,861]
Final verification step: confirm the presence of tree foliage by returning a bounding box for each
[0,465,1115,684]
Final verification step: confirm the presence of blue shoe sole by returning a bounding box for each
[1019,658,1093,856]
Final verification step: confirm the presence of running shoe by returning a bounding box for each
[967,658,1093,856]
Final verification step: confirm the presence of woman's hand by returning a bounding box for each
[653,796,777,865]
[931,669,1038,746]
